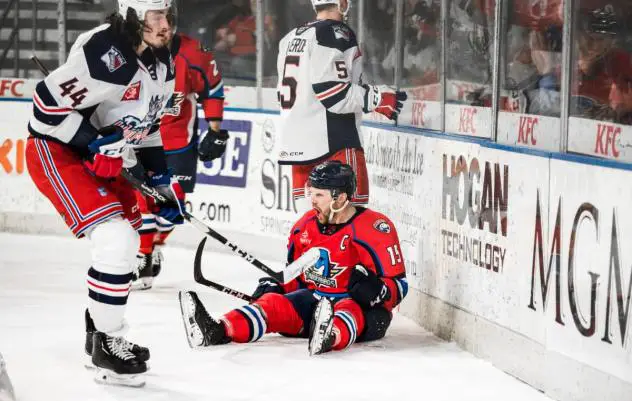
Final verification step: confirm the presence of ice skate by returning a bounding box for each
[178,291,230,347]
[308,297,335,356]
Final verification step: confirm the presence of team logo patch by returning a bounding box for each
[121,81,141,101]
[163,92,185,116]
[373,219,391,234]
[115,94,165,145]
[101,46,126,72]
[333,25,350,41]
[97,187,108,197]
[303,248,345,288]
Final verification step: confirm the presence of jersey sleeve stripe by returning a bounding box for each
[33,90,72,114]
[318,84,351,109]
[313,82,349,100]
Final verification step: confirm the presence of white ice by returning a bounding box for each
[0,232,554,401]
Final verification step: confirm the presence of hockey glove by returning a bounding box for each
[84,126,126,178]
[148,172,186,224]
[251,277,284,300]
[348,265,391,308]
[362,85,407,120]
[198,128,229,162]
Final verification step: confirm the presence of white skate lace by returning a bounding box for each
[108,337,136,361]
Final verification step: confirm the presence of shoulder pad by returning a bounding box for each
[82,27,138,86]
[314,20,358,52]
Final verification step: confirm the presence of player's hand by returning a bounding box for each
[84,126,126,178]
[251,277,284,300]
[198,128,229,162]
[147,171,186,224]
[348,264,391,308]
[362,85,407,120]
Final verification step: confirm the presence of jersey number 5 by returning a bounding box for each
[280,56,300,109]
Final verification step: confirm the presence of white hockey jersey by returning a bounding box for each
[28,24,175,166]
[276,19,366,165]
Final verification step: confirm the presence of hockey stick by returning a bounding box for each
[193,237,254,302]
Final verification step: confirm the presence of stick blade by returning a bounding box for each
[193,237,208,284]
[283,247,321,283]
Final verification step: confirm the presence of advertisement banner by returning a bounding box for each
[530,159,632,383]
[568,117,632,162]
[497,112,561,151]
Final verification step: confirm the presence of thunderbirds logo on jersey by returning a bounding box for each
[116,95,164,144]
[304,248,345,287]
[163,92,185,116]
[101,46,126,72]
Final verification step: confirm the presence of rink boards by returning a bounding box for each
[1,78,632,401]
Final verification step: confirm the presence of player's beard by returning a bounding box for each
[314,206,330,225]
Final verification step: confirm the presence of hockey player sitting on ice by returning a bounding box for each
[179,161,408,355]
[131,16,228,291]
[25,0,182,387]
[277,0,407,210]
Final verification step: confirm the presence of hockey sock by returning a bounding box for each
[154,216,175,245]
[138,214,157,255]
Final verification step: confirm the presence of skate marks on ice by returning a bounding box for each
[0,233,553,401]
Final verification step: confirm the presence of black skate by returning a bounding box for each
[308,298,335,356]
[131,253,154,291]
[92,332,147,387]
[178,291,230,348]
[84,309,150,369]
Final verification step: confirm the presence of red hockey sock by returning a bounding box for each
[332,299,365,351]
[138,231,155,255]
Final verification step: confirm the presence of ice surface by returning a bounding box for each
[0,232,553,401]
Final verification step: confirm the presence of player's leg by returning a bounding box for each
[356,307,393,342]
[142,145,198,285]
[179,289,317,347]
[131,190,157,290]
[221,289,317,342]
[25,138,147,384]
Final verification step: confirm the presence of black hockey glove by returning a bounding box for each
[348,265,391,308]
[198,128,229,162]
[252,277,284,300]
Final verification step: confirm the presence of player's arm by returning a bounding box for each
[193,43,229,161]
[351,218,408,311]
[309,24,406,120]
[28,35,135,152]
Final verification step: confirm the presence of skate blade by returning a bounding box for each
[309,301,334,356]
[178,291,205,348]
[84,354,96,370]
[94,368,146,387]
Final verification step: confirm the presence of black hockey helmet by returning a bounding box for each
[308,160,356,199]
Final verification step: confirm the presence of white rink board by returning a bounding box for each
[2,79,632,401]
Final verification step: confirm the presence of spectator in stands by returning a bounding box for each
[526,5,632,123]
[214,0,257,78]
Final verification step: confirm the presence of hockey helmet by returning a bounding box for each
[308,160,356,199]
[118,0,176,24]
[311,0,351,17]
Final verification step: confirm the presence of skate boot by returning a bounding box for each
[151,245,164,278]
[179,291,230,347]
[131,253,154,291]
[92,332,147,387]
[84,309,150,369]
[308,297,335,356]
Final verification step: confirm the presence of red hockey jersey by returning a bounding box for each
[160,33,224,151]
[285,208,408,311]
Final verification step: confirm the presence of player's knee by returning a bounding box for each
[356,307,392,343]
[88,217,139,273]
